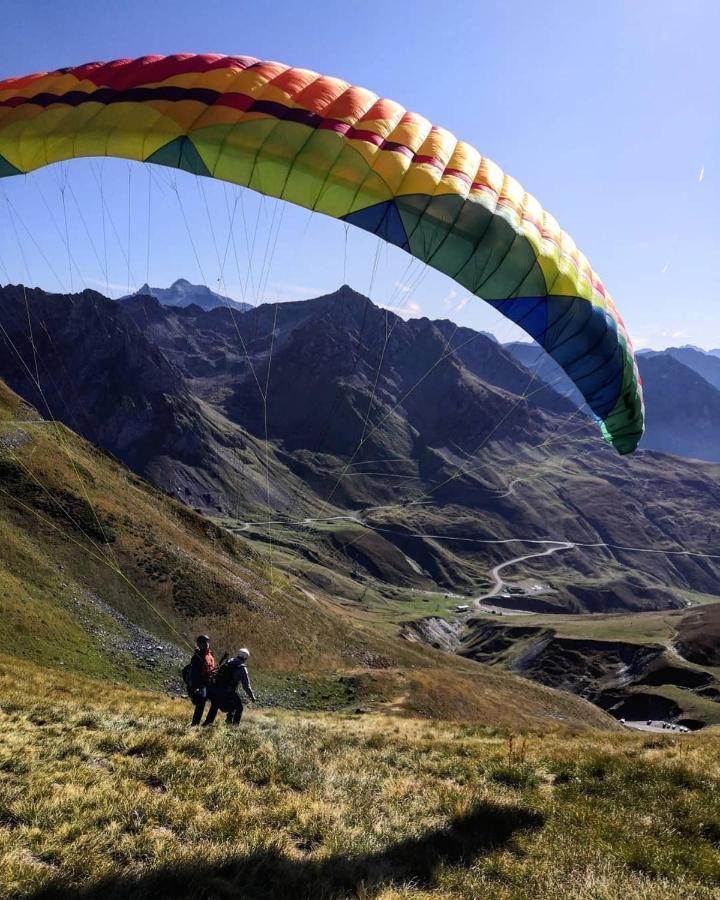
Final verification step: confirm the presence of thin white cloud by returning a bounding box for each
[439,288,458,308]
[661,263,669,274]
[699,165,705,182]
[453,296,469,313]
[660,329,687,340]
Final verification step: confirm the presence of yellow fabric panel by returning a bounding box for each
[450,140,481,181]
[388,113,433,154]
[493,176,525,233]
[397,126,454,196]
[344,138,381,167]
[215,64,286,100]
[316,142,393,217]
[371,114,433,194]
[184,105,251,130]
[372,149,414,195]
[432,141,480,198]
[136,99,215,132]
[139,67,251,92]
[470,156,504,199]
[418,126,455,166]
[0,72,90,100]
[397,162,442,196]
[518,193,544,240]
[0,101,184,173]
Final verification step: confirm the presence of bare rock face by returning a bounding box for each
[400,617,464,652]
[459,619,720,728]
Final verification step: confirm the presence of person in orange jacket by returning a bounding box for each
[188,634,218,726]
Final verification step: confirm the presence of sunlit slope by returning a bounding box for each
[0,380,615,729]
[1,657,719,900]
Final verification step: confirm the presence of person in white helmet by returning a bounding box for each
[212,647,257,725]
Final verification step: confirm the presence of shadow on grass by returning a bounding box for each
[30,801,543,900]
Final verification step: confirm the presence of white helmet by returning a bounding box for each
[236,647,250,660]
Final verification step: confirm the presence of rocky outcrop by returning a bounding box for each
[458,620,720,727]
[400,617,464,652]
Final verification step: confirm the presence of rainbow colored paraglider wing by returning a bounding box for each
[0,54,644,452]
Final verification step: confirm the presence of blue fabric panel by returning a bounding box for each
[490,295,624,420]
[343,201,410,251]
[486,297,549,346]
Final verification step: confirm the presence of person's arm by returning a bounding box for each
[239,665,257,701]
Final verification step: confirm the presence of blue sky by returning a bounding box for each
[0,0,718,349]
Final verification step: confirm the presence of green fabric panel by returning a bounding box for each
[0,153,21,178]
[282,129,349,210]
[144,137,211,177]
[194,121,277,188]
[249,120,316,197]
[399,194,547,299]
[315,145,391,219]
[600,331,644,454]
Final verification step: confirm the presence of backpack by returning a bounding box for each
[212,658,235,692]
[182,660,195,697]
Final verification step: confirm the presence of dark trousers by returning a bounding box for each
[191,689,220,726]
[225,692,244,725]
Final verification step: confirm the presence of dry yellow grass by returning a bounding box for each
[1,656,719,899]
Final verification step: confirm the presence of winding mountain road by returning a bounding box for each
[473,540,576,613]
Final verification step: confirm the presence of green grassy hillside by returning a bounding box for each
[0,379,615,731]
[1,657,719,899]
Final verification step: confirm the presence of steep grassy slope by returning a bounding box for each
[0,379,616,730]
[1,658,720,899]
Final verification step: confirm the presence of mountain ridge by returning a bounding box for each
[121,278,253,313]
[1,283,719,615]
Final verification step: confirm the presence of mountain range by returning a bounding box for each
[121,278,253,313]
[0,282,719,615]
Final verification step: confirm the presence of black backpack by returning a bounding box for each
[212,658,235,692]
[182,660,195,697]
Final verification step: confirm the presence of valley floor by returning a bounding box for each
[1,657,719,900]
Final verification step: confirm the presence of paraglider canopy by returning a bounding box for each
[0,54,644,452]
